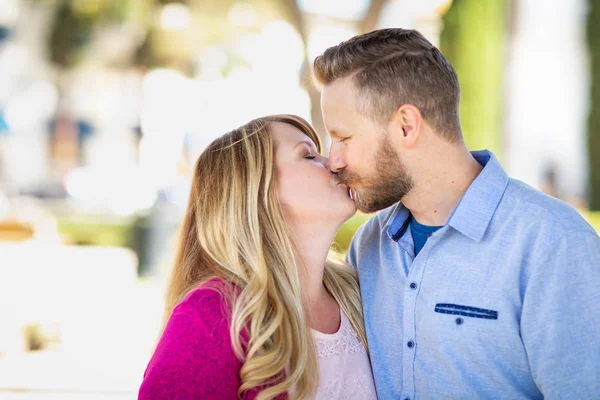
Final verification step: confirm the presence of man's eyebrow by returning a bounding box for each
[328,129,341,137]
[329,128,350,138]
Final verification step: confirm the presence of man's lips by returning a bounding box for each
[336,182,355,201]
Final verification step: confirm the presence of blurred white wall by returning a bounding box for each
[504,0,590,201]
[0,1,56,192]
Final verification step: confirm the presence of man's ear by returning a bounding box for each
[389,104,422,149]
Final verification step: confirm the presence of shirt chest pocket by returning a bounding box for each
[414,300,532,381]
[419,302,507,353]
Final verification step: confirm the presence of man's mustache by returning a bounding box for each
[336,170,361,186]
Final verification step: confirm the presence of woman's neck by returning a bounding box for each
[291,221,336,300]
[289,221,341,331]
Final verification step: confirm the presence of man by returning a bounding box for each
[314,28,600,399]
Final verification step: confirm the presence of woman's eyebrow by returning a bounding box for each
[293,140,316,150]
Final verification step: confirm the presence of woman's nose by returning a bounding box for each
[320,155,331,171]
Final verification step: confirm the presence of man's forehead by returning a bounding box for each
[321,111,344,137]
[322,77,357,102]
[322,83,359,131]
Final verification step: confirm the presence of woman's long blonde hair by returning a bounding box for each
[164,114,367,399]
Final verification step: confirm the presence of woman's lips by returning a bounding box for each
[336,182,355,202]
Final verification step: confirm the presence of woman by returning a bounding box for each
[138,115,376,400]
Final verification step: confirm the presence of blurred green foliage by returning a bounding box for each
[43,0,141,68]
[588,0,600,210]
[48,2,95,67]
[57,212,374,253]
[56,208,598,267]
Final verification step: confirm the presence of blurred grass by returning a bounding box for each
[57,216,133,247]
[55,209,598,258]
[333,213,373,254]
[583,210,600,232]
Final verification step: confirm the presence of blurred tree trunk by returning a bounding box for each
[278,0,325,143]
[359,0,387,34]
[440,0,507,157]
[588,0,600,210]
[280,0,389,147]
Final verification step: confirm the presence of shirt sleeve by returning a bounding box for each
[345,224,367,271]
[346,241,358,270]
[138,287,242,400]
[520,230,600,398]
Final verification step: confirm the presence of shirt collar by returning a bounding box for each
[385,150,509,242]
[385,203,411,241]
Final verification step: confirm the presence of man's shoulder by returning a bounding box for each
[502,179,595,235]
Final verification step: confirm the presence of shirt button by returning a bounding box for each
[404,398,410,400]
[407,340,415,349]
[409,282,417,290]
[456,317,464,325]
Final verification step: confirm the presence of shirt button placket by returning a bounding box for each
[402,267,420,399]
[404,229,442,399]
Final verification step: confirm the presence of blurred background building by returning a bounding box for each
[0,0,598,398]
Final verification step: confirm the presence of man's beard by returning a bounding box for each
[338,134,414,213]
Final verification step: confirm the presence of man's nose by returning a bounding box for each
[328,145,346,173]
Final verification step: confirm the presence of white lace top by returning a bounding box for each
[310,309,378,400]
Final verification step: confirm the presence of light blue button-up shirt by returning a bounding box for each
[347,150,600,400]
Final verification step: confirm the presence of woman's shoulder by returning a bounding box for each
[140,278,243,399]
[173,277,235,325]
